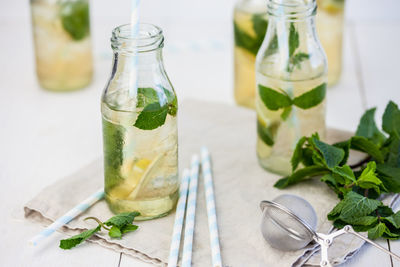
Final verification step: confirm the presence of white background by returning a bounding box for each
[1,0,400,266]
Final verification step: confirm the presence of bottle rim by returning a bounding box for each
[111,23,164,53]
[267,0,317,19]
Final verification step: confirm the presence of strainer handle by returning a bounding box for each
[343,225,400,262]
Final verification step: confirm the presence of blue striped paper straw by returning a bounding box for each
[29,188,105,246]
[201,147,222,267]
[168,169,191,267]
[129,0,140,98]
[182,155,200,267]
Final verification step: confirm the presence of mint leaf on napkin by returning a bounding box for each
[60,225,101,249]
[59,211,140,249]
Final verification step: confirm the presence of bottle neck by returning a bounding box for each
[257,0,326,79]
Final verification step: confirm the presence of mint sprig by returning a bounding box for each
[133,86,177,130]
[59,212,140,249]
[274,101,400,240]
[258,83,326,119]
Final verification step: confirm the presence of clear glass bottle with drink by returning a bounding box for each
[256,0,327,175]
[233,0,268,109]
[101,24,179,220]
[316,0,345,86]
[30,0,93,91]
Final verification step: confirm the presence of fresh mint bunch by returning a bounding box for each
[134,86,178,130]
[59,212,140,249]
[274,101,400,240]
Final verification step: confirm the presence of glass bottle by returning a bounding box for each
[101,24,179,220]
[256,0,327,175]
[30,0,93,91]
[316,0,345,86]
[233,0,268,109]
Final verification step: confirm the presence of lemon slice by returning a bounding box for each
[127,154,164,200]
[109,158,152,199]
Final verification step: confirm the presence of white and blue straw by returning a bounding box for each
[29,188,105,246]
[201,147,222,267]
[129,0,140,98]
[182,155,200,267]
[168,169,191,267]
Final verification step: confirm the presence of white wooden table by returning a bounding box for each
[1,0,399,266]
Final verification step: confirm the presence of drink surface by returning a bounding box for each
[31,0,93,91]
[101,94,179,220]
[256,74,326,175]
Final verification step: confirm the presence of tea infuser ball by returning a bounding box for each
[260,194,318,251]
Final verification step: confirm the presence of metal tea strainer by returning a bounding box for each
[260,194,400,267]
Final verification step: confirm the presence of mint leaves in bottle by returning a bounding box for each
[101,24,179,220]
[256,0,327,175]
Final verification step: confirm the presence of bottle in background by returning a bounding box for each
[30,0,93,91]
[316,0,345,86]
[233,0,267,109]
[255,0,327,175]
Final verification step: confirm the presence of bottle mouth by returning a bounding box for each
[267,0,316,19]
[111,23,164,53]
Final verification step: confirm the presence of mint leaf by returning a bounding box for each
[312,137,345,169]
[293,83,326,109]
[257,120,277,146]
[356,108,386,145]
[347,216,378,226]
[234,14,268,56]
[108,225,122,238]
[121,224,139,234]
[338,192,381,222]
[383,136,400,167]
[104,212,140,229]
[60,225,101,249]
[274,166,328,188]
[60,0,90,41]
[382,101,400,137]
[350,136,384,163]
[258,85,292,111]
[384,211,400,228]
[288,52,310,71]
[376,164,400,192]
[291,136,307,171]
[356,162,385,193]
[134,103,168,130]
[288,23,299,57]
[137,87,159,108]
[281,106,292,120]
[252,14,268,38]
[332,165,356,183]
[368,222,386,239]
[333,140,351,166]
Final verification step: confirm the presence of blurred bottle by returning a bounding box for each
[316,0,345,86]
[255,0,327,175]
[30,0,93,91]
[233,0,267,109]
[233,0,344,108]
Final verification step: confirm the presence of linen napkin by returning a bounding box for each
[25,99,379,266]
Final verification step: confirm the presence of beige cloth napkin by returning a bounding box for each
[25,100,376,266]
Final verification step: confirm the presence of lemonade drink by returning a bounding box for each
[30,0,93,91]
